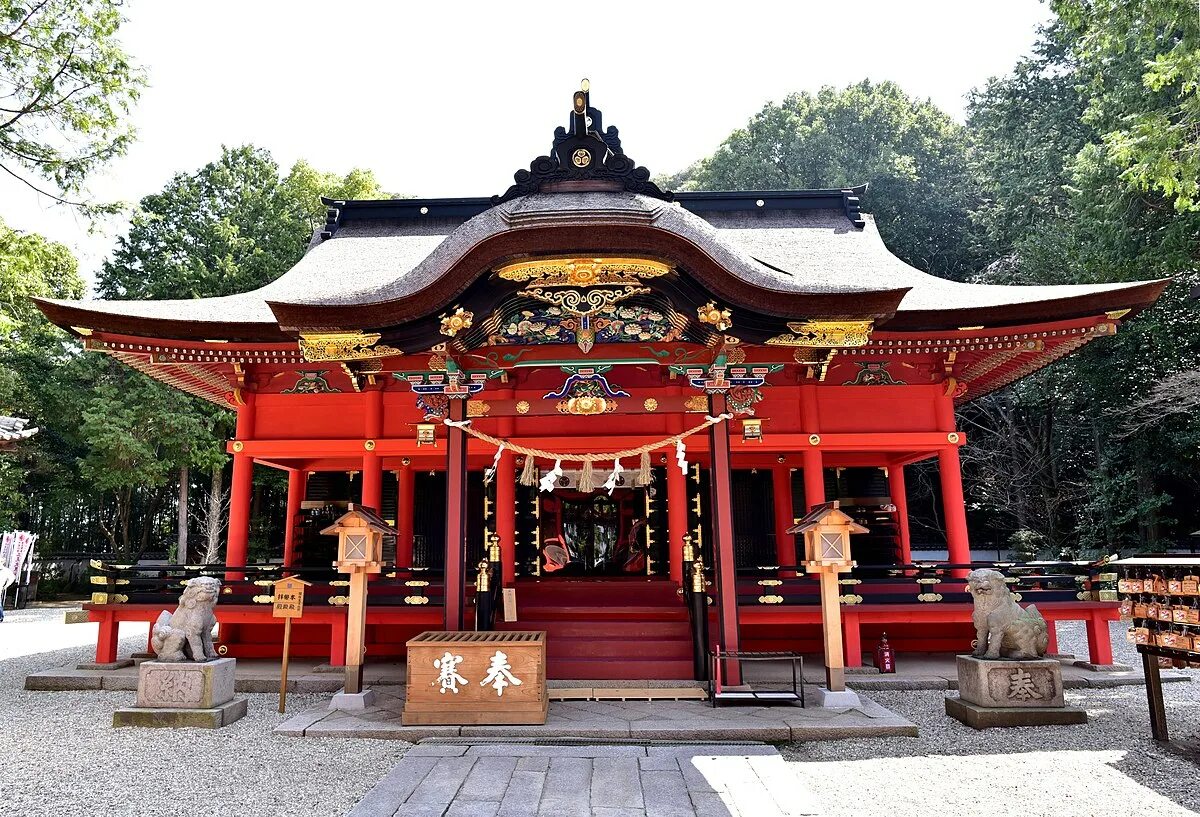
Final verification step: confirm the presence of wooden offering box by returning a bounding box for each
[403,631,548,725]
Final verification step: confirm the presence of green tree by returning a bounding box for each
[1055,0,1200,212]
[963,8,1200,556]
[0,0,145,206]
[665,80,983,281]
[98,146,385,299]
[0,217,83,527]
[85,146,387,560]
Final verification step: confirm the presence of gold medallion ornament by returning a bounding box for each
[643,398,659,412]
[697,302,733,332]
[439,307,474,337]
[494,257,671,287]
[299,331,402,362]
[571,148,591,168]
[515,400,531,415]
[765,320,873,348]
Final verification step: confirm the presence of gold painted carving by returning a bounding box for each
[697,302,733,332]
[525,285,650,315]
[439,307,474,337]
[299,332,402,362]
[683,395,707,413]
[467,400,490,418]
[495,257,671,287]
[766,320,873,347]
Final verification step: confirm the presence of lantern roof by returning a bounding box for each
[319,503,395,536]
[0,416,38,451]
[787,501,869,535]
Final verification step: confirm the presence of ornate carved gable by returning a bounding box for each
[493,80,672,204]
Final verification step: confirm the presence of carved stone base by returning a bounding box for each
[945,696,1087,729]
[956,655,1064,708]
[330,689,377,710]
[114,698,247,729]
[135,658,236,709]
[811,687,862,709]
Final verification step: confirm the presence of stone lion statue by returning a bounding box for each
[967,568,1048,660]
[151,576,221,662]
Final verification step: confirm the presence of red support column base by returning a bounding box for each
[95,614,119,664]
[843,610,863,668]
[1085,610,1114,666]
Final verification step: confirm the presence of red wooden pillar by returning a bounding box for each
[1086,609,1114,665]
[495,387,516,583]
[361,389,383,511]
[800,384,825,512]
[496,448,516,584]
[802,448,825,512]
[444,398,468,630]
[667,404,687,584]
[888,465,911,564]
[939,446,971,570]
[227,389,256,570]
[708,393,741,681]
[771,465,794,566]
[283,469,305,567]
[396,464,414,569]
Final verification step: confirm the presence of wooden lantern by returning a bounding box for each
[321,504,395,694]
[788,501,867,692]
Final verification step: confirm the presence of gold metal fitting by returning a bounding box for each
[691,556,707,594]
[232,441,244,453]
[475,559,490,592]
[947,432,961,444]
[364,439,376,451]
[808,434,820,445]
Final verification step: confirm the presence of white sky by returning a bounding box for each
[0,0,1053,290]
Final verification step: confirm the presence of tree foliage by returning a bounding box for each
[98,146,385,299]
[0,0,144,206]
[666,80,983,281]
[5,145,386,560]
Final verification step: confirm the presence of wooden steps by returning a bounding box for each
[496,578,694,680]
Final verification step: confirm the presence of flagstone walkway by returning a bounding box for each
[348,741,817,817]
[276,685,917,742]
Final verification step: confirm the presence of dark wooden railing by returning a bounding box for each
[733,560,1116,607]
[87,560,444,609]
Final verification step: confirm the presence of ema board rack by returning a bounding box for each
[1113,556,1200,741]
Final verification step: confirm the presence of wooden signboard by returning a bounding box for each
[403,630,547,725]
[502,587,517,622]
[272,576,309,713]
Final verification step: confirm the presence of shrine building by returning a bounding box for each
[37,85,1167,680]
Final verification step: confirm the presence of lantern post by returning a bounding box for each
[788,501,868,708]
[322,504,394,707]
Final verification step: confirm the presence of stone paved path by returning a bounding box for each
[347,742,820,817]
[279,686,918,742]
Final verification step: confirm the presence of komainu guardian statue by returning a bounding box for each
[151,576,221,662]
[967,568,1049,660]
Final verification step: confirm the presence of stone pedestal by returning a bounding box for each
[812,687,862,709]
[946,655,1086,729]
[114,658,246,729]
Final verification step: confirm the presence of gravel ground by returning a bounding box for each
[784,621,1200,817]
[0,605,409,817]
[4,609,1198,817]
